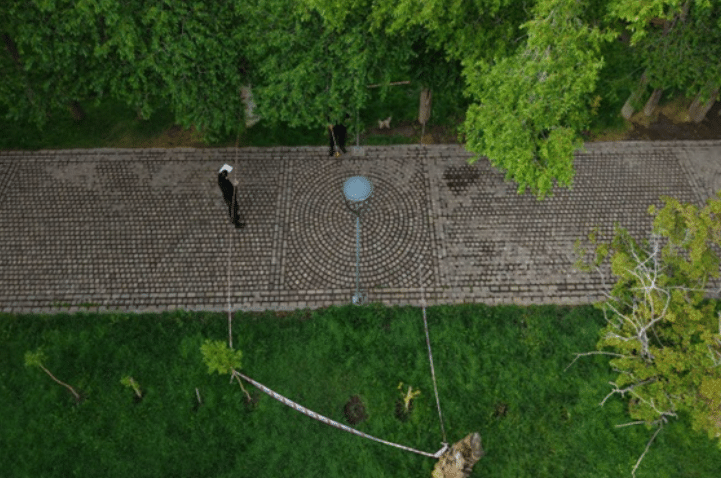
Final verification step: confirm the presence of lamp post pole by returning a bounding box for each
[354,215,361,302]
[342,176,373,305]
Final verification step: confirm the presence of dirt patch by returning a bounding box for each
[591,95,721,142]
[111,122,212,149]
[140,123,211,148]
[394,398,415,422]
[137,95,721,148]
[357,116,466,145]
[623,95,721,141]
[360,97,721,144]
[492,401,508,419]
[343,395,368,425]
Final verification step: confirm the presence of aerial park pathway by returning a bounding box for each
[1,140,721,316]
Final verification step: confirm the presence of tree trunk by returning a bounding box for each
[68,100,86,121]
[622,1,692,120]
[419,88,432,125]
[679,0,692,23]
[621,72,649,120]
[432,432,485,478]
[643,88,663,117]
[40,364,81,401]
[2,33,38,109]
[640,0,693,119]
[689,83,719,123]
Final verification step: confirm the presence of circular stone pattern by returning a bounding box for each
[284,156,434,290]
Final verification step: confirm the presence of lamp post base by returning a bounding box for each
[352,292,367,305]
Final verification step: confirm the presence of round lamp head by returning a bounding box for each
[343,176,373,203]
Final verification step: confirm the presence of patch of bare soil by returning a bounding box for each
[625,99,721,141]
[342,97,721,144]
[589,95,721,143]
[130,123,212,149]
[343,395,368,425]
[144,95,721,148]
[357,116,466,145]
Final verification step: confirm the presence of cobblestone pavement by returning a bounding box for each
[2,140,721,316]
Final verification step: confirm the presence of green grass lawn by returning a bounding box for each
[2,303,720,477]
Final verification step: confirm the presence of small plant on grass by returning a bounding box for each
[24,348,83,403]
[120,375,143,400]
[395,381,421,421]
[398,382,421,411]
[200,339,252,403]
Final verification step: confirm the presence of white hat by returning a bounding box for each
[219,164,233,174]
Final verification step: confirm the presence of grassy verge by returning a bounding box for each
[1,303,720,477]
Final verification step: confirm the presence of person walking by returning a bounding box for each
[218,164,245,228]
[327,113,349,157]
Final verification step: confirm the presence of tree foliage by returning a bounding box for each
[24,348,46,369]
[605,0,710,46]
[1,0,432,143]
[359,0,533,64]
[3,0,721,196]
[571,192,721,475]
[0,0,116,130]
[458,0,615,199]
[604,0,721,106]
[200,339,242,376]
[200,338,253,402]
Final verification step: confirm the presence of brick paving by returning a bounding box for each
[1,140,721,316]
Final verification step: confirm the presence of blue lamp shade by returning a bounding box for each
[343,176,373,203]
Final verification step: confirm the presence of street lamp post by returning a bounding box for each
[342,176,374,305]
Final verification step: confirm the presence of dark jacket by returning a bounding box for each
[218,172,235,205]
[329,124,347,153]
[218,171,241,224]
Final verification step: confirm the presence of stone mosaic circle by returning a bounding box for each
[282,156,435,290]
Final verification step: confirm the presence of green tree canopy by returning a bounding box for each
[4,0,721,199]
[572,192,721,474]
[1,0,433,143]
[458,0,615,199]
[607,0,721,103]
[200,339,243,375]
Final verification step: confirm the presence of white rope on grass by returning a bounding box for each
[418,262,447,445]
[223,265,451,461]
[232,369,449,459]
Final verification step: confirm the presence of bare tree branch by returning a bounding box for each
[630,390,678,419]
[231,370,253,402]
[39,364,81,401]
[564,351,635,372]
[615,420,648,428]
[601,378,659,406]
[632,424,664,478]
